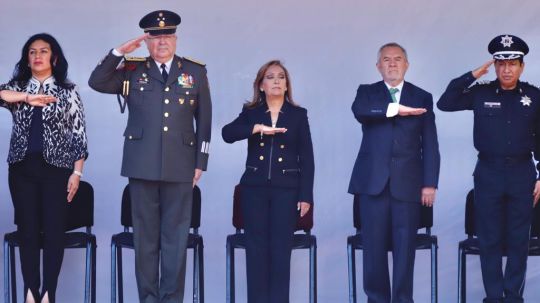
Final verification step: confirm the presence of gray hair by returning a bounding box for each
[377,42,408,62]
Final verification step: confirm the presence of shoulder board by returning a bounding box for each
[183,57,206,66]
[475,80,491,85]
[522,81,540,91]
[124,56,147,62]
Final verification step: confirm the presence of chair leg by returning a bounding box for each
[117,247,124,303]
[91,239,97,303]
[85,241,91,303]
[226,239,235,303]
[4,239,11,303]
[347,242,357,303]
[198,239,204,303]
[457,248,466,303]
[193,241,199,303]
[111,242,117,303]
[11,244,17,303]
[310,237,317,303]
[431,241,438,303]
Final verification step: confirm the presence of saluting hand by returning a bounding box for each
[115,34,149,55]
[533,181,540,206]
[398,104,427,116]
[472,59,495,79]
[25,94,57,107]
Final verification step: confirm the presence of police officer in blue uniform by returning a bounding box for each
[438,34,540,303]
[88,10,211,303]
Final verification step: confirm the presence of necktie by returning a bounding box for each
[160,63,168,81]
[389,87,399,103]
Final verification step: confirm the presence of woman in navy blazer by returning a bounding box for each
[222,60,314,303]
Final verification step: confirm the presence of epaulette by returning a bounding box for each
[183,57,206,66]
[124,56,147,62]
[522,81,540,91]
[475,80,491,86]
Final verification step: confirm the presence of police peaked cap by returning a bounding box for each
[488,34,529,60]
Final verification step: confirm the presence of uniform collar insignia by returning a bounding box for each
[501,35,514,48]
[520,95,532,106]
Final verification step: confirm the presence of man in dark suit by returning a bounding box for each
[348,42,440,303]
[88,10,212,303]
[438,35,540,303]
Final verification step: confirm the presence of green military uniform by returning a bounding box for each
[88,10,211,303]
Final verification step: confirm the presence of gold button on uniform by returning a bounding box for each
[164,99,170,104]
[280,145,285,149]
[186,91,190,95]
[140,87,144,91]
[278,157,283,162]
[163,126,168,132]
[164,112,169,117]
[165,87,170,92]
[128,136,133,140]
[259,156,264,160]
[260,142,264,147]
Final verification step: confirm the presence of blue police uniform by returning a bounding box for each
[438,67,540,302]
[222,100,314,303]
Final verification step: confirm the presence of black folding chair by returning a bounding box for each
[3,180,97,303]
[347,194,438,303]
[457,189,540,303]
[225,185,317,303]
[110,184,204,303]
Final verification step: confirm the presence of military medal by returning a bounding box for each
[520,95,532,106]
[179,98,185,105]
[190,99,194,106]
[178,73,194,88]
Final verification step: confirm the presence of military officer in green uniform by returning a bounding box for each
[88,10,211,303]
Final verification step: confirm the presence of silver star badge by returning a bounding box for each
[501,35,514,48]
[520,95,532,106]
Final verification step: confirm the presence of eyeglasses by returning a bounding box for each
[146,34,176,41]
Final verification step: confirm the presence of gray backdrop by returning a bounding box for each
[1,0,540,301]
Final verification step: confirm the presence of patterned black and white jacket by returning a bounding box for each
[0,76,88,169]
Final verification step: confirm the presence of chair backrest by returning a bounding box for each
[12,180,94,231]
[232,184,314,232]
[352,194,433,231]
[464,189,476,237]
[120,184,201,229]
[465,188,540,237]
[66,181,94,231]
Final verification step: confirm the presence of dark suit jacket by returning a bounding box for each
[88,51,212,182]
[348,81,440,202]
[222,101,314,203]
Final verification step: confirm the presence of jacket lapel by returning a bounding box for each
[376,81,393,104]
[145,58,164,83]
[166,56,182,87]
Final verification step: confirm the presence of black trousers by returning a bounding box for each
[240,184,299,303]
[8,154,71,303]
[359,185,419,303]
[474,158,535,303]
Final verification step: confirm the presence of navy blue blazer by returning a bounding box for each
[348,81,440,202]
[222,101,315,204]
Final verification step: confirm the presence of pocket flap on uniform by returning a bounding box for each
[123,127,143,140]
[183,132,196,147]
